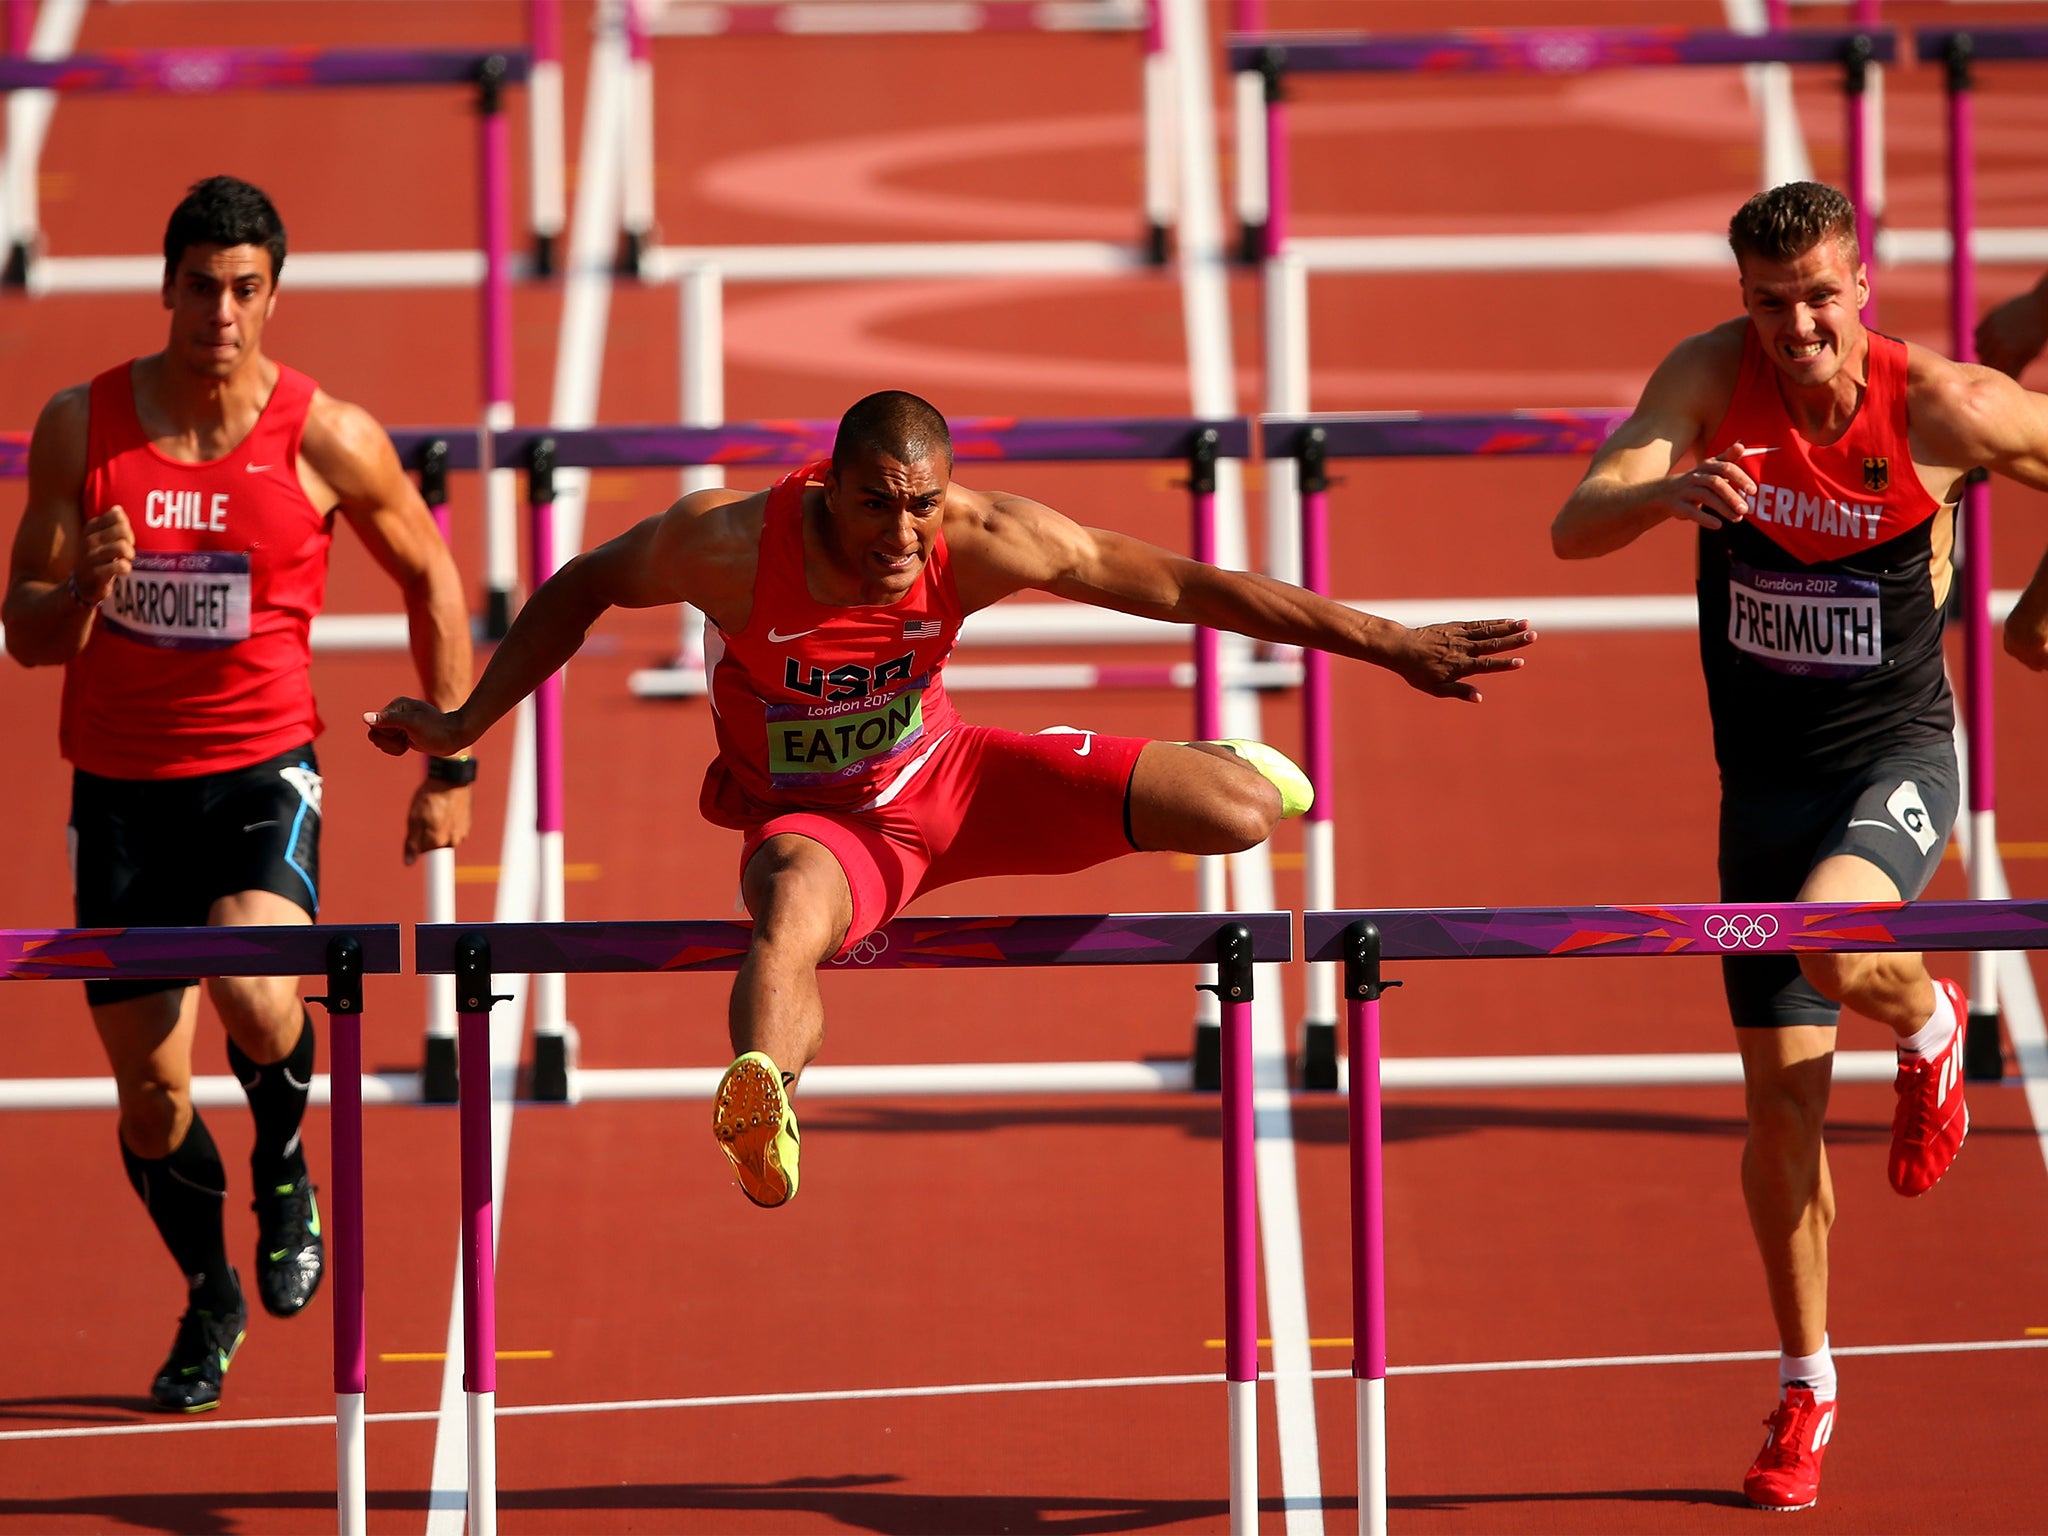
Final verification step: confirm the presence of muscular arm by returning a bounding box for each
[1552,328,1746,559]
[1976,273,2048,380]
[949,490,1533,701]
[365,487,751,756]
[1911,351,2048,670]
[311,397,475,712]
[3,387,131,666]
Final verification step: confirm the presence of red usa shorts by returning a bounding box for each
[736,723,1149,957]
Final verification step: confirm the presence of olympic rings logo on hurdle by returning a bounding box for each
[831,932,891,966]
[1702,912,1779,950]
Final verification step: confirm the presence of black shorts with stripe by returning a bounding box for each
[1716,742,1959,1030]
[68,743,322,1006]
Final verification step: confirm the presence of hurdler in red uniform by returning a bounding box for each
[4,177,475,1414]
[368,390,1538,1214]
[1555,180,2048,1511]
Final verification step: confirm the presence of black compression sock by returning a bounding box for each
[121,1112,237,1311]
[229,1008,315,1188]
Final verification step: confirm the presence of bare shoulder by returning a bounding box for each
[300,388,397,477]
[26,384,90,492]
[663,483,761,554]
[1656,320,1746,397]
[1903,339,2036,469]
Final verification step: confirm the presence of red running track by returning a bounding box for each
[2,1,2048,1531]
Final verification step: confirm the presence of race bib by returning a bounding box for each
[102,550,252,651]
[766,682,926,788]
[1727,561,1880,678]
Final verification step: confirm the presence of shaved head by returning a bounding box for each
[831,391,952,474]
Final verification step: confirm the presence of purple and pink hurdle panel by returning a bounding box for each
[416,911,1288,1536]
[1307,897,2048,1536]
[0,923,402,1536]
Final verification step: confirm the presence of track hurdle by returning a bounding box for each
[1914,23,2048,1079]
[1227,23,1893,591]
[1306,897,2048,1536]
[490,416,1254,1098]
[626,0,1169,270]
[0,922,403,1536]
[418,909,1287,1536]
[0,44,532,637]
[1262,410,1626,1089]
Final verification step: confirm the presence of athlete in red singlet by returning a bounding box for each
[1554,181,2048,1511]
[368,390,1538,1211]
[4,178,475,1413]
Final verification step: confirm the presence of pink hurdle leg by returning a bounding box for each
[329,1003,367,1536]
[458,996,499,1533]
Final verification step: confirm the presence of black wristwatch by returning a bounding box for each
[425,754,478,786]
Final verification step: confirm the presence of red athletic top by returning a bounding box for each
[699,461,965,826]
[62,360,332,779]
[1697,327,1953,778]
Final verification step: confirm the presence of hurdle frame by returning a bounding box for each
[418,909,1288,1536]
[0,922,403,1536]
[0,43,534,637]
[1229,24,1895,596]
[488,416,1253,1099]
[1307,896,2048,1536]
[1914,23,2048,1078]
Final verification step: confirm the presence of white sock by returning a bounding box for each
[1780,1338,1837,1402]
[1897,986,1957,1058]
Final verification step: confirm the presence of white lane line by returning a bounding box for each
[418,12,629,1531]
[16,1335,2042,1446]
[1166,0,1323,1526]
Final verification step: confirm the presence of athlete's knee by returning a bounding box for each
[207,974,301,1056]
[1743,1063,1829,1148]
[117,1076,190,1158]
[742,838,852,964]
[1794,949,1870,1004]
[1206,765,1283,851]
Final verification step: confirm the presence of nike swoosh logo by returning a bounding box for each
[767,627,817,643]
[246,463,271,473]
[1846,819,1898,834]
[1071,734,1093,756]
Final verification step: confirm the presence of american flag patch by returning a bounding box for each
[902,620,943,639]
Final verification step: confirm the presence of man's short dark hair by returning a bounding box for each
[163,176,287,283]
[1728,181,1859,269]
[831,391,952,473]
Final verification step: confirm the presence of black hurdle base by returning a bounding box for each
[532,230,558,279]
[1192,1020,1220,1091]
[422,1034,460,1104]
[1965,1008,2005,1081]
[1299,1020,1339,1091]
[3,239,28,288]
[1146,221,1171,266]
[617,229,648,278]
[530,1025,578,1102]
[1237,223,1265,267]
[485,587,515,641]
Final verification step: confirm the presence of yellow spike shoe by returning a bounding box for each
[1218,739,1314,819]
[712,1051,801,1208]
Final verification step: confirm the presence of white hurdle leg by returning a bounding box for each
[337,1392,367,1536]
[1359,1376,1387,1536]
[674,261,725,671]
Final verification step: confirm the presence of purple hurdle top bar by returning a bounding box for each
[491,416,1251,470]
[0,923,400,978]
[0,48,533,92]
[1223,26,1896,76]
[1305,900,2048,963]
[1915,27,2048,65]
[418,912,1290,974]
[1262,410,1628,463]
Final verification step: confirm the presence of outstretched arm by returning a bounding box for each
[951,492,1533,702]
[1552,330,1743,559]
[365,491,738,756]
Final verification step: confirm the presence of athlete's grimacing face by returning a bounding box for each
[1739,238,1868,390]
[824,451,950,599]
[162,243,277,380]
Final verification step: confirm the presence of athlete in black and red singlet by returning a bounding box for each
[1554,181,2048,1512]
[4,178,475,1413]
[367,390,1539,1211]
